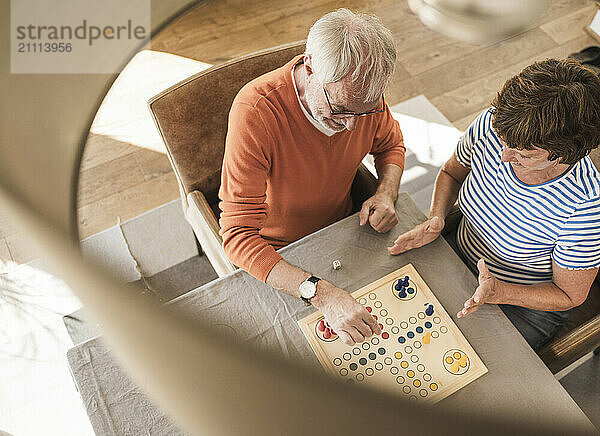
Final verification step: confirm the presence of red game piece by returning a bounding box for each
[331,330,336,336]
[366,307,372,312]
[382,332,389,339]
[373,315,378,320]
[323,328,332,339]
[318,319,326,332]
[379,323,383,330]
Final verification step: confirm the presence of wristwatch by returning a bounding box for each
[299,275,321,306]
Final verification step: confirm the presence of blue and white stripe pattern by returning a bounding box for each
[456,109,600,284]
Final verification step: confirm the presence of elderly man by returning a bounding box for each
[219,9,405,346]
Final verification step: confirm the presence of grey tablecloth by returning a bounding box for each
[67,192,596,434]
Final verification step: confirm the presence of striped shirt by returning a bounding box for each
[456,109,600,284]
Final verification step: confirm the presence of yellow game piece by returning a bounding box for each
[430,383,438,391]
[413,379,421,387]
[450,362,460,373]
[459,354,469,368]
[423,332,431,344]
[453,351,462,360]
[407,370,415,378]
[445,356,453,364]
[401,360,409,369]
[395,351,402,359]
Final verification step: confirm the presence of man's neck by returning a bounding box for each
[293,62,312,117]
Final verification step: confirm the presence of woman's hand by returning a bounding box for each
[387,216,445,255]
[457,259,498,318]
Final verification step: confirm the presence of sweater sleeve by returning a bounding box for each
[218,101,283,282]
[370,104,406,176]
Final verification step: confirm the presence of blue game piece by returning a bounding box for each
[395,282,402,291]
[349,363,358,371]
[359,357,367,365]
[403,276,409,286]
[398,336,406,343]
[425,321,432,329]
[398,291,407,298]
[416,326,423,333]
[407,287,414,294]
[425,305,434,316]
[369,352,377,360]
[407,331,414,339]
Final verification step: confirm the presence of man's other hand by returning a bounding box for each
[311,282,381,346]
[387,216,444,255]
[359,193,398,233]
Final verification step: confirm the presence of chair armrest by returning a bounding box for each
[185,190,236,277]
[350,163,379,208]
[537,313,600,374]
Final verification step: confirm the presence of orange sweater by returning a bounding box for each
[219,55,405,282]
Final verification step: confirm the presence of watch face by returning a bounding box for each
[299,280,317,299]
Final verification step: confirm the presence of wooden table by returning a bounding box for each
[68,192,596,434]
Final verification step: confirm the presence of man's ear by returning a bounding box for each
[303,54,314,78]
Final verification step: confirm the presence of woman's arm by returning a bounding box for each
[458,259,598,317]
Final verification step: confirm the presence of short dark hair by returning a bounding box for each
[490,58,600,165]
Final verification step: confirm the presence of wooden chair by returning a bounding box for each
[442,148,600,374]
[148,41,377,277]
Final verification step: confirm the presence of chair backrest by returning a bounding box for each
[148,41,306,208]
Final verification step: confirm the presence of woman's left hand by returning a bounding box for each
[457,259,498,318]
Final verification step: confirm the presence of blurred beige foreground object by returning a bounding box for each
[409,0,552,43]
[0,1,595,434]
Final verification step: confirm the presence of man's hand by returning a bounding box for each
[457,259,498,318]
[387,216,444,255]
[312,281,381,346]
[359,193,398,233]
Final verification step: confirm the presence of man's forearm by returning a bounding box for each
[376,164,403,202]
[492,280,579,311]
[265,259,310,299]
[429,169,462,219]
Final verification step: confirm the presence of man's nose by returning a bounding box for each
[342,115,358,131]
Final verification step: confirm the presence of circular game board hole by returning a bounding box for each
[423,373,432,381]
[418,312,425,319]
[414,341,422,349]
[391,326,399,334]
[403,386,411,394]
[433,316,441,324]
[356,373,364,381]
[440,326,448,334]
[385,318,393,325]
[375,362,383,371]
[409,317,417,324]
[410,355,419,363]
[353,347,361,355]
[366,368,374,376]
[362,342,370,350]
[396,375,405,384]
[371,337,379,345]
[369,293,377,300]
[409,395,417,401]
[333,358,342,366]
[358,298,367,305]
[400,321,409,329]
[417,364,425,372]
[343,353,351,361]
[420,389,428,397]
[384,357,392,365]
[374,301,382,308]
[431,331,439,338]
[390,366,399,375]
[340,368,348,376]
[404,346,413,354]
[380,309,388,317]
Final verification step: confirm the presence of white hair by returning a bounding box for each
[305,8,397,102]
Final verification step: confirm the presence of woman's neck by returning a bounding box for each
[511,161,571,185]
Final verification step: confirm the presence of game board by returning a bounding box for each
[299,264,487,404]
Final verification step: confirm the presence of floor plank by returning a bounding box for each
[540,4,597,44]
[77,172,180,239]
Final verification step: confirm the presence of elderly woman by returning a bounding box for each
[389,58,600,349]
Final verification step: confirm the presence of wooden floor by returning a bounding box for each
[0,0,597,263]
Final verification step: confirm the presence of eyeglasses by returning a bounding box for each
[322,87,385,117]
